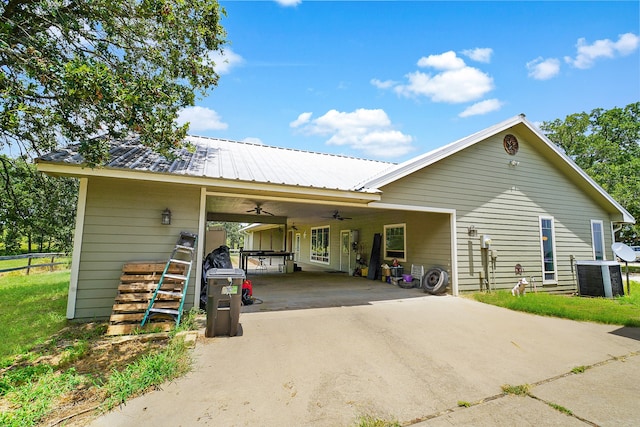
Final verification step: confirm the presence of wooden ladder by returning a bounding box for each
[141,232,198,328]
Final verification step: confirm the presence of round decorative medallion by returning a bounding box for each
[503,134,519,155]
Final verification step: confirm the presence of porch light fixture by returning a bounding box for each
[509,160,520,167]
[161,208,172,225]
[467,225,477,237]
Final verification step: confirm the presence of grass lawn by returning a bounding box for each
[471,280,640,327]
[0,271,70,358]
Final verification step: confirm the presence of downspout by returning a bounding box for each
[450,211,459,296]
[67,178,88,319]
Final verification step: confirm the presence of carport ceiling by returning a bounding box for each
[206,196,370,225]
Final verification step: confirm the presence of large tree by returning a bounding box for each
[1,0,227,165]
[541,102,640,244]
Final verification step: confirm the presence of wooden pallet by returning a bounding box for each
[106,261,187,336]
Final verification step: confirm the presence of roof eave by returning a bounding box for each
[36,161,382,204]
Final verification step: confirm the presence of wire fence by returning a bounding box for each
[0,253,69,275]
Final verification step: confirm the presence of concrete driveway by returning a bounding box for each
[91,272,640,427]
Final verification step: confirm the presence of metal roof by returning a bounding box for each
[37,135,395,192]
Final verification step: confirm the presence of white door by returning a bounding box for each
[340,230,351,272]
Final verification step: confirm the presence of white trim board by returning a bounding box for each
[67,178,88,319]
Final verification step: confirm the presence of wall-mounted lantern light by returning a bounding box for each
[467,225,477,237]
[161,208,172,225]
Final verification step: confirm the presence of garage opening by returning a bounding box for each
[197,193,457,310]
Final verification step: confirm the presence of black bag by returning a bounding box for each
[242,288,253,305]
[200,245,234,310]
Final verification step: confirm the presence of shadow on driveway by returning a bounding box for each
[609,326,640,341]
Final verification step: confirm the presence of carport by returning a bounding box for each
[195,191,458,309]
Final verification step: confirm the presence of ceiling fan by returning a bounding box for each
[246,204,274,216]
[323,210,352,221]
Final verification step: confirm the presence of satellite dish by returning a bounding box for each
[612,242,636,262]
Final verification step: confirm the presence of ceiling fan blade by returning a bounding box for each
[329,210,352,220]
[246,204,267,214]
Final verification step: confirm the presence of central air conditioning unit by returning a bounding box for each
[575,260,624,298]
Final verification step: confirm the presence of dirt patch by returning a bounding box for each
[1,322,172,427]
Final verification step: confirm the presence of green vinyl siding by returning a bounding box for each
[73,177,200,320]
[378,131,615,293]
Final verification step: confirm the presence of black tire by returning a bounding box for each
[398,278,415,289]
[423,268,449,295]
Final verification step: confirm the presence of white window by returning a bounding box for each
[591,220,605,261]
[539,216,557,284]
[310,226,330,264]
[383,223,406,261]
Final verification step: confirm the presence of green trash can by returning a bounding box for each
[205,268,245,337]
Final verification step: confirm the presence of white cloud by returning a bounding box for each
[177,106,228,132]
[207,47,244,75]
[292,108,414,158]
[564,32,640,69]
[313,109,390,132]
[615,32,640,54]
[461,47,493,63]
[527,57,561,80]
[395,66,494,103]
[417,51,466,70]
[275,0,301,6]
[381,51,494,104]
[289,112,313,128]
[370,78,397,89]
[458,99,504,118]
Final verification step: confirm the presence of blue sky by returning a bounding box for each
[177,0,640,162]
